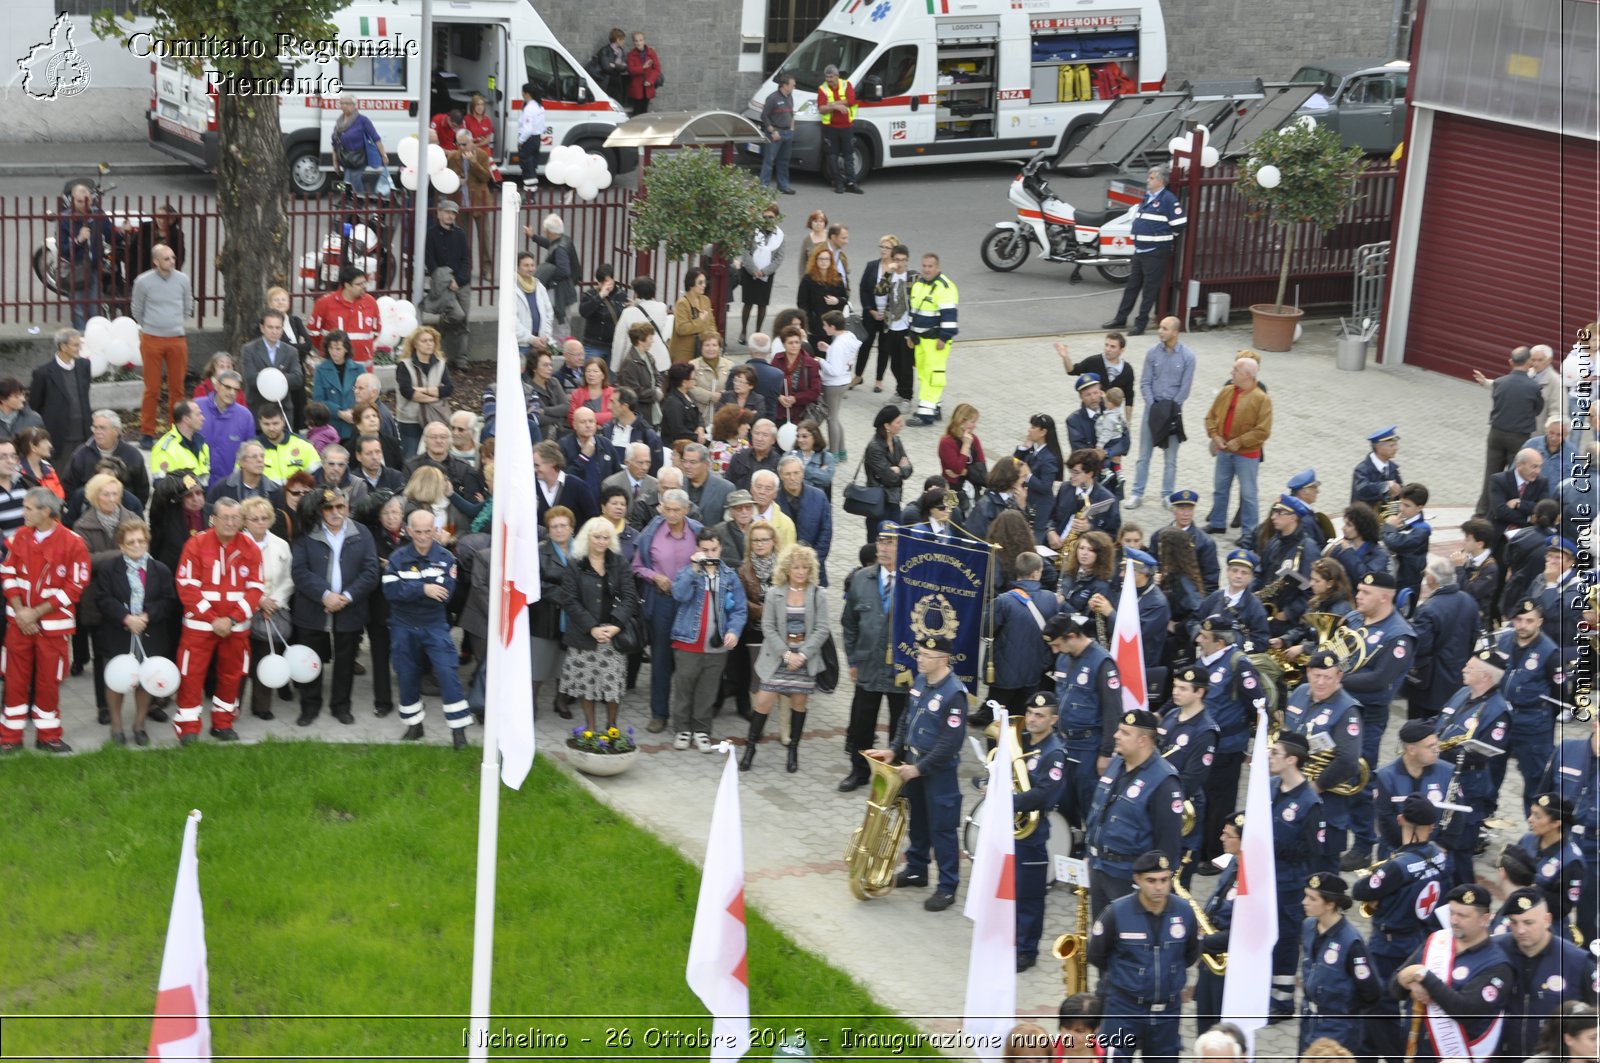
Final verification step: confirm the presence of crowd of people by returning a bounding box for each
[15,156,1600,1063]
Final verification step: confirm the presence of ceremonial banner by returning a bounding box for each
[889,526,995,692]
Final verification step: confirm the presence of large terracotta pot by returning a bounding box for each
[1249,304,1305,352]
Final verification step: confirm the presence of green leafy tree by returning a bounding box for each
[94,1,344,352]
[630,149,774,262]
[1234,122,1365,313]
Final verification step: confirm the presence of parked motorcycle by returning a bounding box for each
[299,182,399,292]
[979,151,1135,284]
[33,164,146,298]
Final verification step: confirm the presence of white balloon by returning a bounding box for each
[285,644,323,684]
[105,653,142,694]
[393,300,416,318]
[88,347,110,378]
[1298,114,1319,131]
[1293,323,1304,343]
[256,653,292,690]
[110,315,141,347]
[256,366,289,402]
[350,224,375,254]
[376,325,401,350]
[397,135,420,169]
[1256,164,1282,189]
[425,143,448,175]
[593,167,613,191]
[377,295,397,317]
[111,340,142,370]
[575,182,599,201]
[400,166,419,191]
[431,168,461,195]
[1200,146,1220,168]
[139,656,181,697]
[83,315,113,352]
[776,422,798,451]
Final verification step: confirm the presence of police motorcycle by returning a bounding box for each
[299,180,400,291]
[979,151,1135,284]
[34,165,147,299]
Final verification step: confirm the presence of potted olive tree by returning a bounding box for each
[630,149,777,337]
[1236,121,1365,352]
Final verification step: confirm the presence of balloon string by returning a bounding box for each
[130,631,145,663]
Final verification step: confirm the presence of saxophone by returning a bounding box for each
[1171,863,1227,975]
[1050,885,1092,995]
[845,756,911,900]
[1258,540,1306,616]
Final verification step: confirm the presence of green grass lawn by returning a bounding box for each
[0,743,912,1058]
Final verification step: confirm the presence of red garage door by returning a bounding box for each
[1404,112,1599,379]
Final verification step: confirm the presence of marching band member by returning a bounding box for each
[1268,731,1327,1021]
[1011,693,1068,972]
[1538,715,1600,945]
[1280,648,1363,872]
[1084,709,1185,917]
[1191,615,1269,867]
[1257,495,1317,636]
[1157,664,1218,876]
[1518,792,1587,942]
[1494,888,1598,1060]
[1351,425,1403,510]
[1435,649,1513,887]
[1298,872,1380,1054]
[1494,598,1565,816]
[1389,884,1515,1063]
[1373,719,1453,858]
[1045,612,1122,834]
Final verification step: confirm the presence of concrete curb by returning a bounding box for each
[0,161,194,178]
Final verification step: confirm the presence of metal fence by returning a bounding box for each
[1187,163,1399,312]
[1352,241,1391,332]
[0,188,691,332]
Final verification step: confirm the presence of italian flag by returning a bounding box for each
[926,0,949,11]
[358,16,388,36]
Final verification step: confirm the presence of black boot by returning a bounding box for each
[739,713,768,772]
[787,711,806,773]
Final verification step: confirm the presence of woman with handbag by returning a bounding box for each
[792,420,836,501]
[741,543,830,773]
[557,516,639,731]
[857,404,912,542]
[239,496,295,721]
[91,518,178,747]
[394,326,453,458]
[667,269,715,364]
[331,98,385,193]
[771,325,822,428]
[616,324,664,426]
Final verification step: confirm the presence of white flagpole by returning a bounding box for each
[466,181,525,1060]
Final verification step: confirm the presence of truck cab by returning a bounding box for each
[1293,59,1410,155]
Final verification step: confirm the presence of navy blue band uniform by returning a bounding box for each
[890,664,967,895]
[1256,522,1316,633]
[1086,869,1199,1063]
[1435,684,1511,887]
[1195,645,1269,863]
[1373,755,1453,857]
[1335,601,1417,853]
[1053,638,1122,830]
[1192,847,1238,1035]
[1014,724,1068,967]
[1281,680,1364,870]
[1494,625,1563,817]
[1158,700,1218,860]
[1085,734,1185,913]
[1538,733,1600,944]
[1299,892,1380,1053]
[1389,918,1516,1063]
[1516,828,1587,942]
[1493,888,1599,1060]
[1270,776,1326,1017]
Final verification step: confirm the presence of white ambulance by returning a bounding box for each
[147,0,631,197]
[743,0,1166,180]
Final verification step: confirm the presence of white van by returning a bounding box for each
[147,0,632,197]
[742,0,1166,180]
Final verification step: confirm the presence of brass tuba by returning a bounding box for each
[984,717,1041,840]
[1171,865,1227,975]
[1050,885,1092,995]
[845,756,911,900]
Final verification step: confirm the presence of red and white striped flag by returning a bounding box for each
[687,748,751,1061]
[1220,716,1278,1050]
[963,711,1017,1062]
[488,183,539,790]
[1111,558,1146,712]
[148,810,210,1062]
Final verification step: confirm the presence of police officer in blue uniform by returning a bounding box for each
[1335,571,1417,872]
[1093,548,1170,667]
[1085,709,1186,917]
[1374,719,1453,858]
[1281,649,1363,872]
[383,506,472,747]
[1352,794,1449,1063]
[1256,496,1318,636]
[1299,873,1380,1054]
[1085,850,1198,1063]
[868,634,966,912]
[1191,615,1270,866]
[1192,811,1243,1037]
[1435,649,1512,888]
[1494,598,1564,816]
[1519,792,1587,942]
[1269,731,1328,1020]
[1286,468,1335,549]
[1010,692,1069,971]
[1538,716,1600,945]
[1157,665,1217,874]
[1351,426,1403,510]
[1102,166,1186,338]
[1192,549,1270,651]
[1494,887,1599,1060]
[1390,884,1515,1063]
[1046,612,1122,834]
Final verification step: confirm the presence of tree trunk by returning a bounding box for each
[1273,223,1297,314]
[216,93,293,354]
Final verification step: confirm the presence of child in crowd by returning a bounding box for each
[1097,386,1128,496]
[304,402,341,456]
[1381,481,1432,614]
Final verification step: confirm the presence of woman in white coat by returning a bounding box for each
[241,495,295,720]
[513,251,557,357]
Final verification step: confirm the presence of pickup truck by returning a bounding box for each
[1291,59,1410,155]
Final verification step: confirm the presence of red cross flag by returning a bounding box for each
[1220,717,1277,1051]
[963,711,1017,1061]
[147,810,210,1062]
[687,748,751,1060]
[1111,559,1147,713]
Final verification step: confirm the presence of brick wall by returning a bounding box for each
[1164,0,1397,85]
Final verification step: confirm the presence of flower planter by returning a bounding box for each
[567,747,638,777]
[1248,304,1305,353]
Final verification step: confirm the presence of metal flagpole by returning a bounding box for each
[466,181,522,1061]
[410,0,433,305]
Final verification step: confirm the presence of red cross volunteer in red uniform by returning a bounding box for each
[173,498,264,744]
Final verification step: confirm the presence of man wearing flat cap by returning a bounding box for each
[1517,792,1586,942]
[1084,708,1185,918]
[1353,793,1449,1062]
[1189,613,1269,867]
[1373,719,1453,858]
[1493,887,1597,1060]
[1045,612,1123,832]
[1156,664,1218,873]
[1255,495,1317,634]
[1434,650,1512,887]
[1332,569,1417,873]
[1086,849,1198,1063]
[1391,883,1515,1063]
[1299,872,1379,1053]
[867,634,967,912]
[1279,648,1363,873]
[1089,547,1170,666]
[1267,730,1327,1020]
[1535,714,1600,945]
[1493,598,1564,817]
[1351,426,1403,510]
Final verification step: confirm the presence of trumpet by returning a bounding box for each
[983,717,1041,840]
[1352,855,1386,917]
[1172,859,1226,975]
[1051,885,1092,995]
